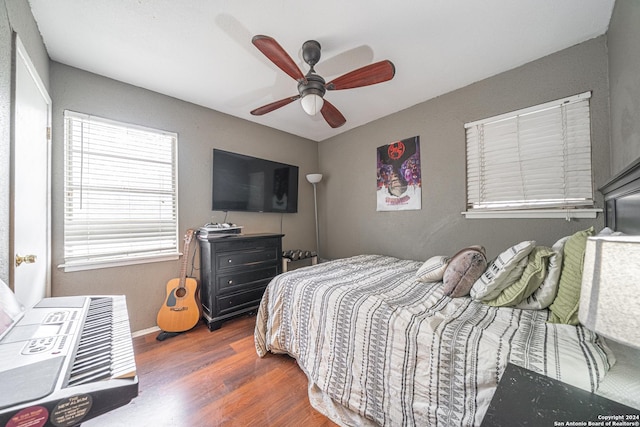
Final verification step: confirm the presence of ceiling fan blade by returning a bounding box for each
[252,35,306,82]
[325,60,395,91]
[320,100,346,128]
[250,95,300,116]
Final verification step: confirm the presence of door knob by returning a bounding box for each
[15,254,37,267]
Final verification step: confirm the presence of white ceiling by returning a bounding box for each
[28,0,614,142]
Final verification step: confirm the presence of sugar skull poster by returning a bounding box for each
[377,136,421,211]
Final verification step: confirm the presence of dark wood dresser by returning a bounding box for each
[197,233,283,330]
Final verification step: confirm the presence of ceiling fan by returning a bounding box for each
[250,35,396,129]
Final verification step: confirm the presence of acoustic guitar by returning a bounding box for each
[157,229,202,332]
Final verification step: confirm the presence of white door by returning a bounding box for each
[11,37,52,308]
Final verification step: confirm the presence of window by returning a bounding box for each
[464,92,600,219]
[61,111,179,271]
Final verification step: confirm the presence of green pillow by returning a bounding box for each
[548,227,595,325]
[486,246,554,307]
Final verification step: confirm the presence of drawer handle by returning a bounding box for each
[228,280,233,285]
[227,259,233,263]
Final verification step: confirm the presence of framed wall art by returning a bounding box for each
[376,136,421,211]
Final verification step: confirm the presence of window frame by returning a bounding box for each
[59,111,180,272]
[463,92,601,220]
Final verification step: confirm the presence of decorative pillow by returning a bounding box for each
[416,255,450,283]
[597,227,614,236]
[548,227,595,325]
[597,226,625,237]
[486,246,554,307]
[470,240,536,301]
[516,236,569,310]
[442,246,487,298]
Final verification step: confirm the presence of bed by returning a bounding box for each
[254,159,640,426]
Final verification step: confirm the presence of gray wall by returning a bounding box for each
[0,0,50,284]
[318,36,610,262]
[608,0,640,175]
[50,63,319,331]
[6,1,640,333]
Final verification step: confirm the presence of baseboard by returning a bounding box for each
[133,325,160,338]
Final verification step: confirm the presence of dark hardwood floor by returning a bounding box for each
[84,314,338,427]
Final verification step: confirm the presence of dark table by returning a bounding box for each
[481,363,640,426]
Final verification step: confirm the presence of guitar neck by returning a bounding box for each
[178,229,195,288]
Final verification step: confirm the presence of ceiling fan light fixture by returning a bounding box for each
[300,93,324,116]
[251,35,394,128]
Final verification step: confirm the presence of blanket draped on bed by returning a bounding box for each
[254,255,613,426]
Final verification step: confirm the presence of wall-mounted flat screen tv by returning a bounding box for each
[212,149,299,213]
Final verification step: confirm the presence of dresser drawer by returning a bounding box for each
[216,287,266,316]
[216,266,278,294]
[214,236,281,253]
[215,247,279,270]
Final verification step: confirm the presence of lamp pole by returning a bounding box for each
[306,174,323,260]
[312,181,320,259]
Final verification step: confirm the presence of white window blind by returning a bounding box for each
[465,92,594,216]
[62,111,179,271]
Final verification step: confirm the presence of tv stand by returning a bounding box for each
[197,233,283,330]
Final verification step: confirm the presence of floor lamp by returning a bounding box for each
[306,174,322,261]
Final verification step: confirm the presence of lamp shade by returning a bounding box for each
[306,173,323,184]
[300,94,324,116]
[578,235,640,349]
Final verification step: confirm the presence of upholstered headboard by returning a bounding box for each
[600,157,640,235]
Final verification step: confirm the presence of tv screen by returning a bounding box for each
[212,149,299,213]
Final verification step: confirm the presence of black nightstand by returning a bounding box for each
[481,363,640,426]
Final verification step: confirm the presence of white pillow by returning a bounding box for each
[597,227,625,236]
[470,240,536,301]
[516,236,569,310]
[416,255,450,282]
[597,227,614,236]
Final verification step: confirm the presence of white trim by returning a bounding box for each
[14,36,53,299]
[64,110,176,137]
[16,38,52,105]
[133,325,161,338]
[462,208,601,219]
[58,253,179,272]
[62,111,180,268]
[465,92,594,213]
[465,91,591,128]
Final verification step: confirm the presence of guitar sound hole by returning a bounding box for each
[175,288,187,298]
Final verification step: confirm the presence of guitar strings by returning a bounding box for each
[189,240,198,277]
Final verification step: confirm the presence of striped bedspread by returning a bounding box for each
[254,255,613,426]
